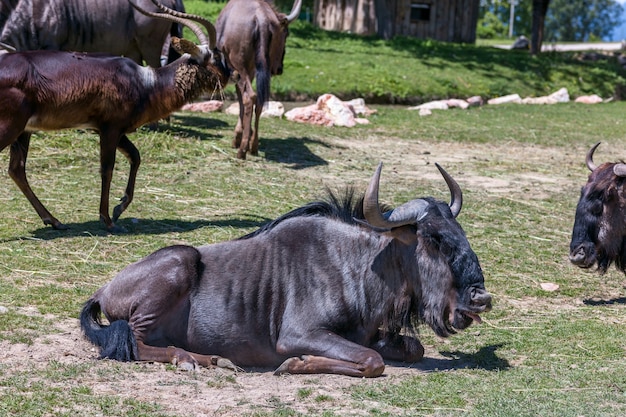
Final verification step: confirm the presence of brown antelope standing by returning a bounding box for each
[0,0,229,232]
[216,0,302,159]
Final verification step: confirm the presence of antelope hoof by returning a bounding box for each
[112,198,128,222]
[107,223,128,234]
[46,219,69,230]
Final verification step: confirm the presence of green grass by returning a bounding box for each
[1,103,626,415]
[2,2,626,414]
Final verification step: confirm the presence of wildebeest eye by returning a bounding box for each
[589,200,603,216]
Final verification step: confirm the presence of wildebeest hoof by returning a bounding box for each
[273,356,305,375]
[47,219,69,230]
[177,361,199,372]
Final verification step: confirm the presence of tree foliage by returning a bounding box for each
[544,0,624,42]
[479,0,624,42]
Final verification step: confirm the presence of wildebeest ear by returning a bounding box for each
[171,37,201,57]
[385,225,417,245]
[613,164,626,177]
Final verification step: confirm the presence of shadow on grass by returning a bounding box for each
[583,297,626,306]
[261,136,329,169]
[393,344,510,373]
[159,113,231,142]
[4,216,273,241]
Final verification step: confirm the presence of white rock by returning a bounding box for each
[284,94,373,127]
[260,101,285,118]
[446,99,470,109]
[408,100,449,111]
[575,95,603,104]
[522,96,558,105]
[549,87,570,103]
[487,94,522,105]
[181,100,223,112]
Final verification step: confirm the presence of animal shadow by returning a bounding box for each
[261,136,329,169]
[8,216,271,241]
[392,344,510,373]
[161,113,230,142]
[583,297,626,306]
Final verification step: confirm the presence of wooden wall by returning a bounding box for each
[314,0,480,43]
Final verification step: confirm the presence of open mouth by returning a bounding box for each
[461,310,482,324]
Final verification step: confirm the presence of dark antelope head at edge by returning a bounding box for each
[569,142,626,273]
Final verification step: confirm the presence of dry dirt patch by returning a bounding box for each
[0,318,475,416]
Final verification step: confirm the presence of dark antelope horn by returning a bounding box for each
[128,0,215,49]
[286,0,303,23]
[435,163,462,218]
[363,163,429,229]
[586,142,601,172]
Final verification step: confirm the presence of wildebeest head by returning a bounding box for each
[570,142,626,273]
[269,0,302,75]
[362,163,492,337]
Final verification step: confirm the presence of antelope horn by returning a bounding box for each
[586,142,601,172]
[0,41,16,52]
[435,163,463,218]
[128,0,215,49]
[614,164,626,177]
[362,163,429,229]
[285,0,303,23]
[147,0,217,49]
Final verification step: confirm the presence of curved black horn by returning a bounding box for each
[363,163,429,229]
[286,0,303,23]
[586,142,601,172]
[129,0,215,49]
[435,163,462,218]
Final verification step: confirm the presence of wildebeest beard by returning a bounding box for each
[410,210,484,338]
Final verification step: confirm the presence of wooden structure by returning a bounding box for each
[313,0,480,43]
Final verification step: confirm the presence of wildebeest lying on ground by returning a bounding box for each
[81,162,492,377]
[570,142,626,273]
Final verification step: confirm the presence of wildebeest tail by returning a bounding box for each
[80,299,138,362]
[256,50,271,107]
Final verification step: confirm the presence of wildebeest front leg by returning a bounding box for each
[274,330,385,377]
[112,135,140,224]
[8,133,67,229]
[136,342,240,372]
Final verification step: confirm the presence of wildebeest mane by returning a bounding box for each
[239,187,379,240]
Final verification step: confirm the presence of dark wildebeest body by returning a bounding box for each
[216,0,302,159]
[570,142,626,273]
[0,0,184,67]
[81,163,492,377]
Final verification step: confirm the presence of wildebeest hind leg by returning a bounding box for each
[136,342,240,372]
